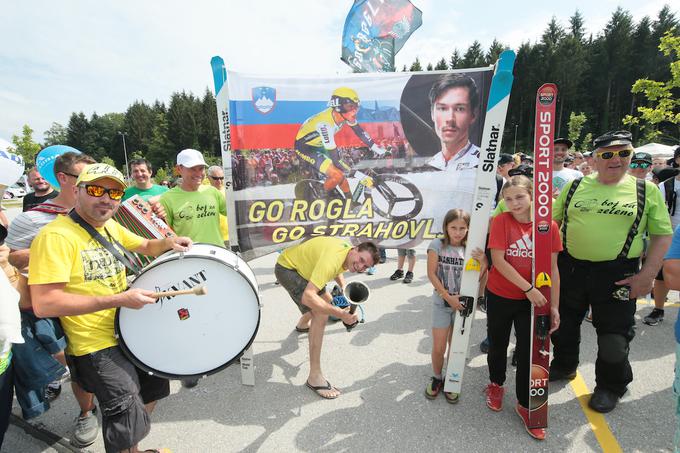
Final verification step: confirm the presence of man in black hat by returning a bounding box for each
[628,151,653,180]
[553,137,582,196]
[497,153,515,181]
[550,130,673,413]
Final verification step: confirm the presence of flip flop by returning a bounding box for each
[295,326,310,333]
[306,380,339,399]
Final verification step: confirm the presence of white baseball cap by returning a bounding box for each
[177,149,207,168]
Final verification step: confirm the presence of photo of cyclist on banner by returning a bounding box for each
[293,87,386,204]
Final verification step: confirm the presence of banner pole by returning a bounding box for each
[210,56,255,387]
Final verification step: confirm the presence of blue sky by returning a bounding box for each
[1,0,674,143]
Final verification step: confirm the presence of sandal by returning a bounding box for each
[425,376,443,399]
[444,391,460,404]
[306,380,339,399]
[295,326,310,333]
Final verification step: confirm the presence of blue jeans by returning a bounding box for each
[12,311,66,419]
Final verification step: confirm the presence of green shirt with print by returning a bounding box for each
[553,174,672,262]
[122,184,168,202]
[160,186,226,246]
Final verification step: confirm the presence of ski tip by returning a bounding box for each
[210,56,227,93]
[536,272,552,288]
[497,50,516,73]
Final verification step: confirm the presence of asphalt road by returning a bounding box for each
[2,205,676,452]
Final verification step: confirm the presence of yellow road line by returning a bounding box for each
[569,372,623,453]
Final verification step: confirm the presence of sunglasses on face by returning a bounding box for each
[629,162,651,169]
[83,184,124,201]
[209,176,224,181]
[596,149,632,160]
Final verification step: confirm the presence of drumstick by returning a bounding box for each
[151,286,208,298]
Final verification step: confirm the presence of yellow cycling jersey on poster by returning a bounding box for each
[28,215,145,356]
[295,108,353,151]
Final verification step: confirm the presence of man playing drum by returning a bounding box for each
[275,237,379,399]
[28,163,192,453]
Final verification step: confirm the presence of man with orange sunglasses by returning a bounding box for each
[28,163,191,453]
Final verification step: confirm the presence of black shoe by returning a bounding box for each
[548,365,577,382]
[403,271,414,284]
[390,269,404,281]
[44,381,62,403]
[511,349,518,367]
[588,387,620,413]
[643,308,664,326]
[480,338,490,354]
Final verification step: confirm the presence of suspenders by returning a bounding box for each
[561,177,646,259]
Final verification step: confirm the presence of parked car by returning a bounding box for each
[3,185,26,199]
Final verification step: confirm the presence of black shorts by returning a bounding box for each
[66,346,169,453]
[275,263,326,314]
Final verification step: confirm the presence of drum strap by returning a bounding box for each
[68,210,142,275]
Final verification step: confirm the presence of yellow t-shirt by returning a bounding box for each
[277,237,351,289]
[29,215,145,356]
[219,214,229,242]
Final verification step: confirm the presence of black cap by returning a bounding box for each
[519,153,533,162]
[499,153,514,165]
[631,152,652,164]
[653,167,680,183]
[593,130,633,150]
[554,137,573,148]
[508,164,533,178]
[0,224,6,245]
[673,145,680,159]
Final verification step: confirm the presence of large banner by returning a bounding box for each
[213,65,494,260]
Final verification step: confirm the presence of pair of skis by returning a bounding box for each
[441,51,556,429]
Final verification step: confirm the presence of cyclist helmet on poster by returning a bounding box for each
[294,87,386,199]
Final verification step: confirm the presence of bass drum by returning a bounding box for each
[115,244,260,379]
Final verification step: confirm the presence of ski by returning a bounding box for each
[443,50,516,394]
[528,83,557,428]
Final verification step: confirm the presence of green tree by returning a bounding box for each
[426,62,433,71]
[11,124,41,164]
[485,39,507,65]
[409,57,423,71]
[43,122,67,146]
[153,166,170,184]
[462,41,485,67]
[449,49,462,69]
[434,58,448,70]
[100,156,117,169]
[66,112,90,151]
[624,31,680,141]
[147,112,174,169]
[567,112,587,149]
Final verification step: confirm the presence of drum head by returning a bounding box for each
[116,246,260,379]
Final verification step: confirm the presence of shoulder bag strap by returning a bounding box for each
[617,178,646,259]
[560,177,583,252]
[68,210,142,275]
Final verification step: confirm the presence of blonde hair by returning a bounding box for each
[442,209,471,247]
[501,175,532,198]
